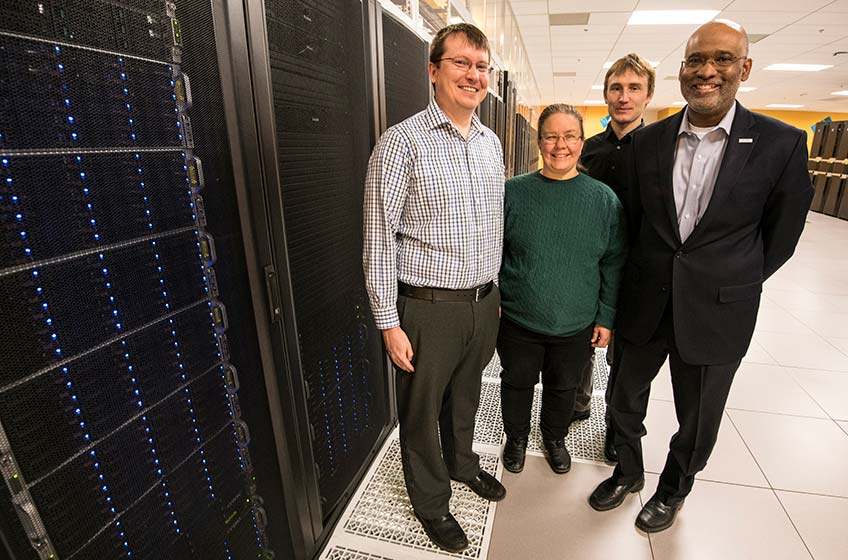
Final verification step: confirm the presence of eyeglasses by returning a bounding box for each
[540,133,582,146]
[681,55,746,70]
[437,57,494,75]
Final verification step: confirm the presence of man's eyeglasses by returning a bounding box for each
[540,133,582,146]
[681,55,746,70]
[437,57,494,75]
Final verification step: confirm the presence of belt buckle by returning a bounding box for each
[475,286,483,302]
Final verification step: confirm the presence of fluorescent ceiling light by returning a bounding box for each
[831,90,848,96]
[591,85,603,90]
[603,61,613,69]
[583,100,606,105]
[738,87,757,92]
[449,16,464,25]
[627,10,719,25]
[763,64,832,72]
[766,104,804,108]
[672,101,687,106]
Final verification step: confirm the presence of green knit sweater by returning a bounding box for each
[499,171,627,337]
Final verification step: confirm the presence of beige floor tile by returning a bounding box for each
[743,338,777,365]
[765,289,848,313]
[789,308,848,339]
[839,421,848,437]
[790,368,848,421]
[643,400,768,487]
[645,475,811,560]
[725,362,828,418]
[753,305,816,335]
[777,491,848,560]
[728,410,848,497]
[827,337,848,356]
[487,458,652,560]
[649,358,673,402]
[753,331,848,372]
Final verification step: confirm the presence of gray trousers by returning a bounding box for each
[395,286,500,518]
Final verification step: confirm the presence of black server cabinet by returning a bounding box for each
[258,0,392,536]
[381,10,430,129]
[0,1,294,559]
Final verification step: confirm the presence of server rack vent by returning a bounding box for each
[381,11,429,129]
[263,0,389,519]
[0,2,270,558]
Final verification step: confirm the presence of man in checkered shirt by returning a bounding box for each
[363,23,505,553]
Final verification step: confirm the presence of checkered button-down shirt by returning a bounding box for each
[363,99,505,330]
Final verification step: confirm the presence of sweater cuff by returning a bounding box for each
[595,301,616,330]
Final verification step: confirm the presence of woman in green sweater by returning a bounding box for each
[499,104,627,475]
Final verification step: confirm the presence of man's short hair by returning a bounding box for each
[604,53,656,97]
[429,23,491,64]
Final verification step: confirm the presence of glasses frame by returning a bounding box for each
[680,55,747,71]
[436,57,495,75]
[539,133,583,147]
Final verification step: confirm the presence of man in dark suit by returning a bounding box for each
[588,20,813,533]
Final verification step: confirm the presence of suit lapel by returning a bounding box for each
[686,102,758,242]
[658,111,684,247]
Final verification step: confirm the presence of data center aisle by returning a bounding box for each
[320,211,848,560]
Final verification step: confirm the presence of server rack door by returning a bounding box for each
[381,10,430,129]
[257,0,392,532]
[0,1,287,559]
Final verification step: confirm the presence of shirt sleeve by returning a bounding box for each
[362,128,412,330]
[596,194,628,329]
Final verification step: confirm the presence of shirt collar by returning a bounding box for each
[678,102,736,137]
[604,120,644,144]
[425,97,485,136]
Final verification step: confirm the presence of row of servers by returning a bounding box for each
[0,1,276,558]
[809,120,848,220]
[0,1,541,558]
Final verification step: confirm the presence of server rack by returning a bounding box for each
[0,1,286,559]
[380,9,430,129]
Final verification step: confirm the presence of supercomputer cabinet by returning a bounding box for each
[0,1,291,558]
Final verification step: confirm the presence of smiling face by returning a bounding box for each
[428,32,489,123]
[539,113,584,180]
[680,22,752,127]
[604,68,653,132]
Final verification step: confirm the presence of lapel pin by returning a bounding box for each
[739,138,753,143]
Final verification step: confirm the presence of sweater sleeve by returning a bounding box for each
[595,195,628,329]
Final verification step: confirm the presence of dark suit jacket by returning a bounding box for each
[616,102,814,365]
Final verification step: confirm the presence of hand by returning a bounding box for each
[382,326,415,372]
[591,325,612,348]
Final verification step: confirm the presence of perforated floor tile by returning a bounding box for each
[324,546,397,560]
[342,439,499,558]
[482,352,501,380]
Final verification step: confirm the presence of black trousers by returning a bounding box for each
[395,286,500,518]
[608,303,739,505]
[498,317,594,441]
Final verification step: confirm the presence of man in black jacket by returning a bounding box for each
[588,20,813,533]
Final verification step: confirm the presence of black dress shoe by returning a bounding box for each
[502,437,527,473]
[603,429,618,463]
[569,409,591,426]
[414,511,468,552]
[588,475,644,511]
[454,470,506,501]
[542,439,571,474]
[636,495,682,533]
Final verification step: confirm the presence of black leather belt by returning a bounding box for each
[398,281,494,302]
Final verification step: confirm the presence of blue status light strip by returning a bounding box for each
[53,45,133,556]
[116,55,183,537]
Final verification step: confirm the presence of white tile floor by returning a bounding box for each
[321,212,848,560]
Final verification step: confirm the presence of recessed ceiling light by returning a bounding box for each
[765,104,804,108]
[672,101,687,106]
[831,90,848,96]
[603,61,613,69]
[763,64,832,72]
[583,100,606,105]
[591,85,603,90]
[448,16,464,25]
[627,10,719,25]
[738,87,757,92]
